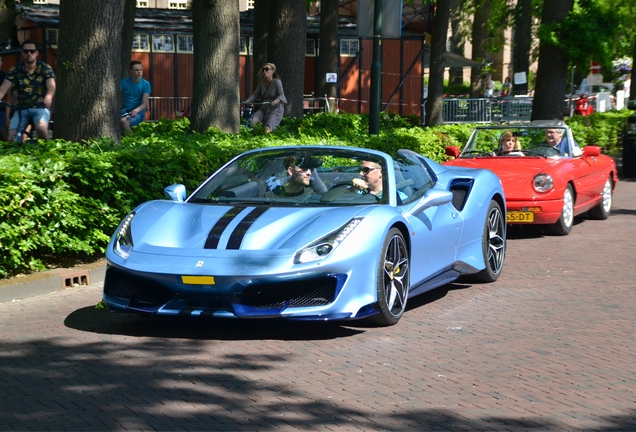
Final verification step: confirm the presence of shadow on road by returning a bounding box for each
[64,306,365,340]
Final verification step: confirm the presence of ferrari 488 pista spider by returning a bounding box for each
[103,146,506,326]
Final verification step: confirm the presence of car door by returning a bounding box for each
[561,132,608,207]
[394,151,464,286]
[568,151,608,207]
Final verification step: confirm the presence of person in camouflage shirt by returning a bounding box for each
[0,39,56,142]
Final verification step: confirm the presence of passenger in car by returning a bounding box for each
[270,155,324,198]
[497,130,524,156]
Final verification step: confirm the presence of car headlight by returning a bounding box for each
[533,174,554,193]
[113,213,135,259]
[294,218,363,264]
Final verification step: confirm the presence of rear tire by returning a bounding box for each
[587,178,612,220]
[469,200,505,283]
[546,185,574,236]
[367,228,409,327]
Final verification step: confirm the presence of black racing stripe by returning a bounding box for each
[226,206,269,249]
[204,206,245,249]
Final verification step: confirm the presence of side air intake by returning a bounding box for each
[449,178,475,211]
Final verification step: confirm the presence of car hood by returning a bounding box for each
[444,157,560,197]
[124,200,371,256]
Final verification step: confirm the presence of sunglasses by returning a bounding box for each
[22,49,37,54]
[359,166,377,174]
[262,67,272,71]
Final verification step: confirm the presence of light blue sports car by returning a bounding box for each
[103,146,506,326]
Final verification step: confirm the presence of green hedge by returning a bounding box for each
[0,111,627,278]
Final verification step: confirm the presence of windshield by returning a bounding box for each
[459,125,580,158]
[189,148,390,206]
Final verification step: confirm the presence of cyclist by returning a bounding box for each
[0,40,56,142]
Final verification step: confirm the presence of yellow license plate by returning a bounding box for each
[181,276,216,285]
[506,211,534,222]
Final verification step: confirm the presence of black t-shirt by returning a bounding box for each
[272,184,312,197]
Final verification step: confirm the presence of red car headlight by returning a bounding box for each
[533,174,554,193]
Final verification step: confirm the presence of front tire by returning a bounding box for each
[368,228,410,327]
[546,185,574,236]
[587,178,612,220]
[470,200,505,283]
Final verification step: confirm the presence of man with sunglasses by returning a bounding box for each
[269,155,324,198]
[352,160,407,202]
[352,161,384,198]
[0,40,56,142]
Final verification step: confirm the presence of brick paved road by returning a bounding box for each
[1,180,635,431]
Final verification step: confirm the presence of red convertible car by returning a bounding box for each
[444,120,618,235]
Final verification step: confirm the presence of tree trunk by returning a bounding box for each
[252,0,269,94]
[0,2,17,47]
[448,0,465,88]
[631,36,636,102]
[512,0,531,95]
[120,0,136,79]
[316,0,339,104]
[425,0,452,126]
[267,0,307,119]
[470,0,491,98]
[531,0,573,121]
[55,0,124,142]
[190,0,240,134]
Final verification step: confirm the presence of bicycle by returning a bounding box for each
[0,102,37,143]
[240,101,271,130]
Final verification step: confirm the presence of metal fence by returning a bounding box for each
[303,97,331,115]
[442,97,533,124]
[148,96,330,121]
[148,97,193,121]
[148,96,533,124]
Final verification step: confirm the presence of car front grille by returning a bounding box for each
[104,266,338,312]
[240,277,338,309]
[104,266,174,307]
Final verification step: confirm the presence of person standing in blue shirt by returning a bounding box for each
[120,60,151,133]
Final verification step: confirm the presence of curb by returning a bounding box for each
[0,259,107,304]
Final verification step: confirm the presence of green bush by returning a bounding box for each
[0,112,626,278]
[565,110,631,155]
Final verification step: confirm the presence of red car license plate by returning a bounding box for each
[507,211,534,222]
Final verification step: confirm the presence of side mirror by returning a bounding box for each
[164,184,187,202]
[583,146,601,158]
[445,146,460,159]
[408,189,454,217]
